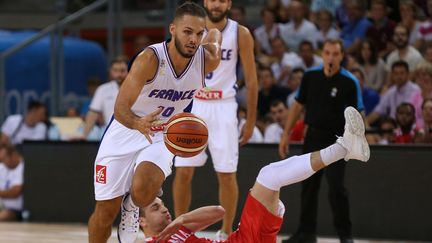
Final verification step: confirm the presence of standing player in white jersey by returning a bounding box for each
[87,2,222,243]
[173,0,258,239]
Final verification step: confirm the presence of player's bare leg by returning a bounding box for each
[88,197,122,243]
[118,162,165,243]
[217,172,238,235]
[173,167,196,217]
[253,106,370,215]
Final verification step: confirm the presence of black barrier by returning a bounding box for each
[22,142,432,241]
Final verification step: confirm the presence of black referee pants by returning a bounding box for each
[297,127,352,238]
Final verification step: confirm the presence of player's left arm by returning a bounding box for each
[238,25,258,146]
[202,28,222,74]
[157,206,225,241]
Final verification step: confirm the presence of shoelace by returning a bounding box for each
[120,208,139,232]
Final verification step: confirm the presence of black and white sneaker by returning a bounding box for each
[117,192,139,243]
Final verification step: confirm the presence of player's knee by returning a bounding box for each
[131,181,160,208]
[256,163,280,191]
[93,200,120,224]
[217,172,237,184]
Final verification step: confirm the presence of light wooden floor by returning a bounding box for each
[0,222,427,243]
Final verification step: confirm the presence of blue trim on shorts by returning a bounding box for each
[99,115,115,143]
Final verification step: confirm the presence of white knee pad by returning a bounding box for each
[256,163,281,191]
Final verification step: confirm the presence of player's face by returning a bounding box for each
[171,15,205,58]
[322,43,343,72]
[204,0,231,23]
[109,62,128,84]
[140,198,172,233]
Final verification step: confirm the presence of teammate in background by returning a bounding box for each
[140,107,370,243]
[81,56,129,139]
[87,2,222,243]
[173,0,258,239]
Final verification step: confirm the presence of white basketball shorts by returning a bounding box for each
[175,99,239,173]
[94,118,174,201]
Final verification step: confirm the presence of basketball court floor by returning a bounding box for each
[0,222,428,243]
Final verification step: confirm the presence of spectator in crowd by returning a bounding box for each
[0,144,24,221]
[44,110,61,141]
[399,0,422,48]
[0,101,47,146]
[270,37,302,86]
[286,68,305,108]
[394,102,419,143]
[280,0,318,52]
[385,24,424,73]
[366,117,397,144]
[340,0,372,54]
[411,62,432,129]
[415,0,432,50]
[314,9,340,50]
[367,61,420,125]
[238,108,263,144]
[356,39,387,92]
[80,77,101,118]
[81,56,128,139]
[351,67,380,115]
[254,7,280,56]
[423,44,432,64]
[298,40,323,70]
[415,98,432,143]
[258,67,291,118]
[132,35,152,56]
[309,0,342,23]
[264,100,288,143]
[335,0,350,28]
[229,5,252,32]
[365,0,396,57]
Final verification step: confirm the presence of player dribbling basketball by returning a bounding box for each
[87,3,222,243]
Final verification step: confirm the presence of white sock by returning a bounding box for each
[124,193,137,211]
[256,154,315,191]
[319,143,347,165]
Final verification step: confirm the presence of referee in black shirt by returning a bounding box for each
[280,39,364,243]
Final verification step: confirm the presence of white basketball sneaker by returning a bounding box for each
[336,106,370,162]
[215,230,228,241]
[117,192,139,243]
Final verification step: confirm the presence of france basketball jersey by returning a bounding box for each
[195,19,238,101]
[131,41,205,121]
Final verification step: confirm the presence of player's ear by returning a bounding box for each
[139,217,148,228]
[169,23,175,37]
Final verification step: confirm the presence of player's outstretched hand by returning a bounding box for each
[157,215,184,241]
[136,107,163,143]
[278,133,290,159]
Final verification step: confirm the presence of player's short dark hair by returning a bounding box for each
[174,1,206,21]
[322,38,345,53]
[271,99,288,108]
[27,101,45,111]
[391,60,410,72]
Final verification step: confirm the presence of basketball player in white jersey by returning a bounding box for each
[173,0,258,239]
[87,2,222,243]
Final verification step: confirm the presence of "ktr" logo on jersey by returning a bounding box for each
[195,89,223,100]
[96,165,107,184]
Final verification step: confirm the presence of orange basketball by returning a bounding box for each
[163,112,208,157]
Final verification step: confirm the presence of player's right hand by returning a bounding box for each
[135,107,163,143]
[278,134,290,159]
